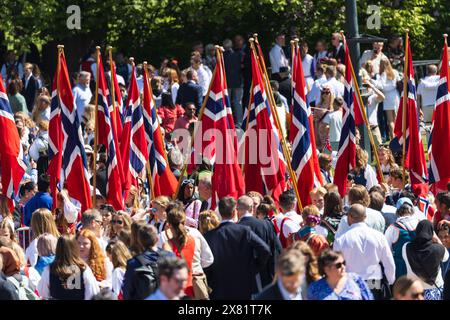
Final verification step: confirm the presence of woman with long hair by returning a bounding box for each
[108,211,132,241]
[351,146,378,190]
[157,92,184,134]
[167,68,180,103]
[296,206,329,257]
[149,196,170,234]
[0,219,16,242]
[377,58,400,139]
[320,191,344,245]
[0,195,14,234]
[198,210,220,235]
[290,241,321,287]
[314,86,335,150]
[177,179,202,228]
[37,235,100,300]
[31,94,51,124]
[76,229,112,288]
[378,145,398,181]
[125,185,141,216]
[25,208,60,267]
[107,240,132,299]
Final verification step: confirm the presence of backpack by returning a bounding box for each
[7,275,40,300]
[130,255,159,300]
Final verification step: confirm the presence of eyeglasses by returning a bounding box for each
[111,220,123,225]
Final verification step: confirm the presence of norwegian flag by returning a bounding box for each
[58,52,92,212]
[394,36,428,185]
[243,47,286,202]
[141,64,178,197]
[200,50,245,207]
[47,76,63,209]
[96,54,124,210]
[110,61,124,141]
[0,74,26,210]
[120,62,148,189]
[333,37,364,197]
[429,37,450,185]
[289,44,323,206]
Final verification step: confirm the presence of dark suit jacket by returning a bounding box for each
[204,221,271,300]
[239,216,282,288]
[175,81,203,111]
[253,282,283,300]
[21,75,39,112]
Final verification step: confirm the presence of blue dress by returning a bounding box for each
[307,273,374,300]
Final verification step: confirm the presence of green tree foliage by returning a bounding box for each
[0,0,447,71]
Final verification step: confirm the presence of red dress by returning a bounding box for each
[169,235,195,297]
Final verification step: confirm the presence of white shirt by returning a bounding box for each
[72,84,93,122]
[277,278,302,300]
[384,215,419,248]
[334,222,396,284]
[284,210,303,226]
[323,77,344,99]
[269,44,289,74]
[29,132,49,162]
[111,267,125,297]
[309,75,327,106]
[375,72,400,111]
[367,94,381,126]
[171,82,180,104]
[359,51,387,74]
[335,207,386,239]
[402,243,449,289]
[274,213,301,238]
[37,265,100,300]
[417,75,440,107]
[25,238,39,267]
[302,54,314,78]
[323,110,343,142]
[193,65,212,96]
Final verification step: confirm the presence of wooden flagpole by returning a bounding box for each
[341,32,385,185]
[92,46,101,207]
[401,30,410,188]
[173,48,219,200]
[53,44,64,209]
[143,61,155,201]
[250,37,303,211]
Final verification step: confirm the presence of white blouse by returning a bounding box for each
[37,265,100,300]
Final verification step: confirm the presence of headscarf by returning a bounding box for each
[406,220,446,285]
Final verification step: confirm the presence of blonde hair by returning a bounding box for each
[198,210,220,234]
[37,233,58,257]
[30,208,60,240]
[110,240,132,270]
[167,68,179,85]
[378,145,397,168]
[380,58,395,80]
[31,94,51,123]
[0,220,15,242]
[152,196,170,209]
[355,146,369,171]
[77,229,107,281]
[310,187,327,198]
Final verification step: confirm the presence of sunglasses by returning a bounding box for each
[111,220,123,225]
[331,261,346,269]
[321,91,331,95]
[182,179,195,186]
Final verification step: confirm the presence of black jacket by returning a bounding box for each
[204,221,271,300]
[444,268,450,300]
[21,75,39,113]
[0,273,19,300]
[239,216,282,288]
[253,282,284,300]
[175,81,203,111]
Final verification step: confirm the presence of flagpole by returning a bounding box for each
[142,61,155,201]
[241,81,253,175]
[92,46,101,208]
[401,30,410,188]
[250,37,303,211]
[173,48,218,200]
[107,46,118,135]
[54,44,64,210]
[340,32,385,185]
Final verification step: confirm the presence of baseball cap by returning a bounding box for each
[396,197,413,210]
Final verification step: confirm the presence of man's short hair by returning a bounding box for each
[348,203,366,222]
[276,249,305,276]
[198,175,212,189]
[318,153,332,169]
[325,65,336,77]
[369,191,385,211]
[427,64,438,76]
[437,192,450,209]
[19,180,35,198]
[218,196,237,219]
[396,204,413,217]
[237,195,254,212]
[182,102,195,110]
[137,224,159,250]
[157,255,188,280]
[369,185,386,198]
[37,174,50,192]
[279,190,296,210]
[81,209,102,228]
[186,70,196,80]
[79,71,91,79]
[348,185,370,207]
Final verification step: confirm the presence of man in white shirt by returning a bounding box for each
[359,42,387,75]
[417,64,439,124]
[336,185,386,238]
[73,71,93,122]
[190,52,212,97]
[316,66,344,105]
[364,78,385,146]
[322,96,343,151]
[307,64,327,106]
[312,39,328,78]
[279,190,303,226]
[269,34,289,74]
[333,204,396,298]
[145,256,189,300]
[300,41,314,90]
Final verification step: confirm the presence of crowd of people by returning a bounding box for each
[0,31,449,301]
